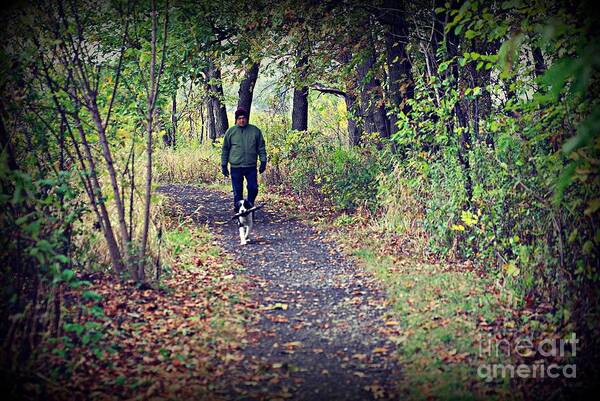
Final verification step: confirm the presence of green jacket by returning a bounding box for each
[221,124,267,168]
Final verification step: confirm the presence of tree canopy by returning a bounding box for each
[1,0,599,399]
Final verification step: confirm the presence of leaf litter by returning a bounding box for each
[159,184,403,400]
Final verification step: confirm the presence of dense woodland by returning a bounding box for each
[1,0,598,399]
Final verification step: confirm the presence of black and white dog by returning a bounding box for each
[236,200,254,245]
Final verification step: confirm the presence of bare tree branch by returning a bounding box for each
[104,10,132,130]
[310,84,348,98]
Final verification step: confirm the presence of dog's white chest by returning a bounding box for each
[237,204,254,245]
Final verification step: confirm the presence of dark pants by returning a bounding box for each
[230,166,258,210]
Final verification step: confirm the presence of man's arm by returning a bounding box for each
[221,130,231,166]
[257,129,267,164]
[221,130,231,176]
[257,128,267,173]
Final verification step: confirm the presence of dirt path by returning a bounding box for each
[159,185,402,400]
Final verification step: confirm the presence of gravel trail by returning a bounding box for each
[159,185,402,401]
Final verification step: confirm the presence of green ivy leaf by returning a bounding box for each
[64,322,84,336]
[563,108,600,154]
[465,29,478,39]
[438,61,450,73]
[61,269,75,282]
[83,290,102,302]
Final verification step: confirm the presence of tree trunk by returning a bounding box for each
[532,46,546,78]
[0,102,18,170]
[72,113,125,275]
[208,61,229,136]
[292,53,309,131]
[212,95,228,137]
[140,0,168,282]
[199,103,205,143]
[35,45,126,275]
[206,98,216,143]
[345,92,361,146]
[356,56,375,135]
[447,16,473,205]
[474,40,498,148]
[292,86,308,131]
[454,102,474,204]
[170,92,177,147]
[139,0,159,283]
[237,61,260,120]
[89,106,131,265]
[380,0,413,136]
[356,44,390,139]
[428,0,446,102]
[336,50,363,146]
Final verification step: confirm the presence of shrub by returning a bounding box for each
[264,127,389,212]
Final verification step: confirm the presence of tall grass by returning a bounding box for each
[72,139,226,277]
[154,141,223,185]
[74,173,172,276]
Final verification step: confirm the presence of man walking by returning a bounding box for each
[221,107,267,212]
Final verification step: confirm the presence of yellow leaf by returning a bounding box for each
[584,199,600,216]
[263,303,288,311]
[461,210,478,226]
[519,348,535,357]
[502,261,520,277]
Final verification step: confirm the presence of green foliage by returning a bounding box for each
[384,0,600,313]
[0,165,86,288]
[258,0,598,314]
[265,127,389,212]
[1,0,598,394]
[0,159,94,373]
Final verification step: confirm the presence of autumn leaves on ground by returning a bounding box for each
[12,182,581,401]
[28,208,251,400]
[3,0,598,400]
